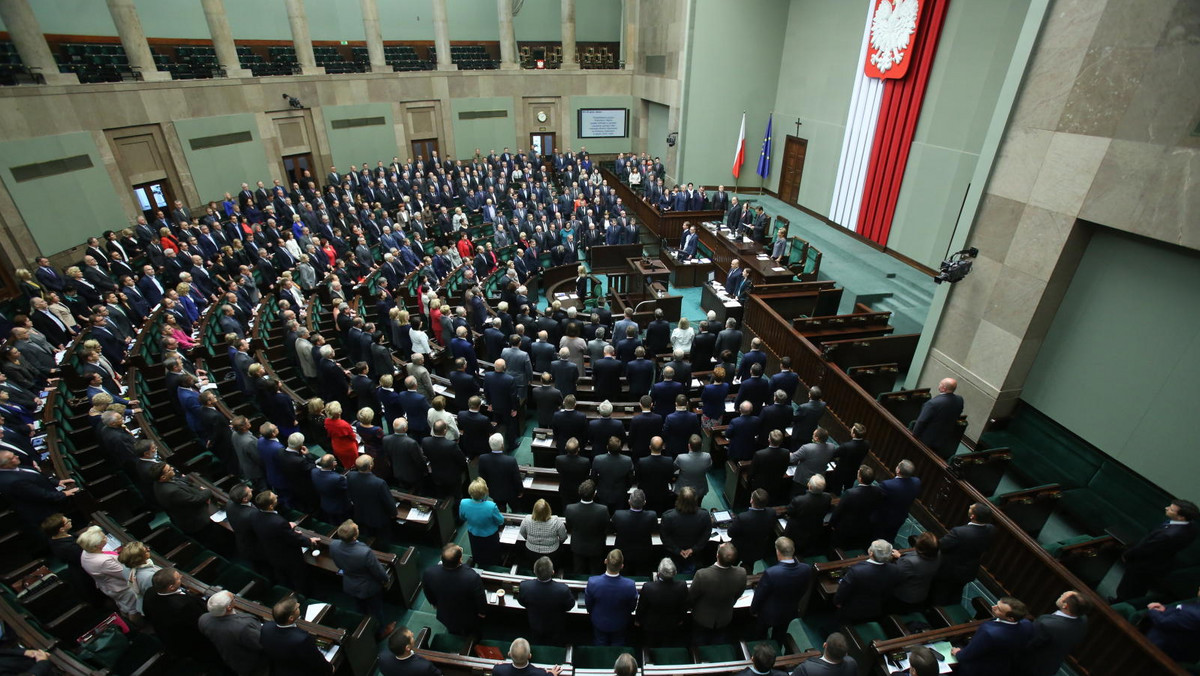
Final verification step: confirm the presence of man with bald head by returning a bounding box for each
[912,377,965,459]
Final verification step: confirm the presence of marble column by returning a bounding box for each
[359,0,387,73]
[431,0,456,71]
[104,0,169,81]
[560,0,579,69]
[0,0,77,84]
[200,0,250,78]
[622,0,639,70]
[284,0,322,75]
[497,0,519,71]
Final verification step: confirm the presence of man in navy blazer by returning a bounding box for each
[768,357,800,402]
[725,402,762,462]
[518,556,576,646]
[346,456,397,544]
[912,377,965,459]
[680,225,699,259]
[259,597,333,675]
[398,377,431,437]
[736,365,771,415]
[1116,499,1199,601]
[551,397,589,451]
[930,502,996,604]
[591,347,624,403]
[736,339,768,380]
[483,360,519,444]
[872,460,921,545]
[584,549,639,645]
[651,368,685,417]
[625,348,656,398]
[628,396,662,461]
[834,539,902,624]
[1146,588,1200,663]
[310,455,352,523]
[951,597,1034,676]
[586,401,625,459]
[449,326,477,374]
[662,395,701,457]
[751,536,813,640]
[329,520,391,630]
[0,450,78,531]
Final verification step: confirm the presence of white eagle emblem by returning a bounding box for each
[870,0,919,74]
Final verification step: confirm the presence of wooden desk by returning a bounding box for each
[589,243,644,272]
[700,281,744,323]
[628,257,671,295]
[660,249,716,288]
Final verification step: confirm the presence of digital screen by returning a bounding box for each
[577,108,629,138]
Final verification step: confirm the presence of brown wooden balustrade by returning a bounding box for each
[741,293,1184,675]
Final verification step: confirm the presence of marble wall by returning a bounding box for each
[921,0,1200,439]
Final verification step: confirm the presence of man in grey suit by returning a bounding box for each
[329,520,393,635]
[198,590,265,676]
[406,353,436,403]
[690,543,748,644]
[1020,590,1090,676]
[789,427,837,496]
[587,327,609,365]
[500,335,533,405]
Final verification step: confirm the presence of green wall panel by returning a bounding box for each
[1022,230,1200,504]
[323,103,398,172]
[450,97,517,159]
[678,0,789,186]
[0,132,126,256]
[569,96,633,155]
[646,101,670,166]
[173,114,272,204]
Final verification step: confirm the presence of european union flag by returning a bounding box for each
[756,114,773,178]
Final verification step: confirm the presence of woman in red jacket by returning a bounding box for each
[322,400,359,470]
[455,232,474,261]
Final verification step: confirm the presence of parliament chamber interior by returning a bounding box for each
[0,0,1195,675]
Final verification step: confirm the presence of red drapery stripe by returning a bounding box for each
[856,0,952,245]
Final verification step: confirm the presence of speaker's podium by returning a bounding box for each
[608,257,681,326]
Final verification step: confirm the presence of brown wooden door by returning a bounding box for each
[282,153,313,187]
[411,138,440,163]
[778,135,807,206]
[529,133,556,158]
[132,181,174,221]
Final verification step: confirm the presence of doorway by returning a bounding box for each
[282,153,314,188]
[411,139,440,164]
[132,181,173,221]
[777,135,807,207]
[529,132,556,159]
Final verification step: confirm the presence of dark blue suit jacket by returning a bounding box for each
[956,618,1034,676]
[398,390,431,432]
[587,418,626,459]
[736,376,770,414]
[651,380,685,417]
[726,414,762,462]
[662,410,701,456]
[625,359,655,397]
[518,578,576,639]
[584,573,638,632]
[483,371,517,415]
[751,560,813,626]
[628,412,663,460]
[259,622,332,675]
[873,476,921,541]
[310,468,351,517]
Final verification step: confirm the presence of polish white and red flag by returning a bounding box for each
[732,113,746,179]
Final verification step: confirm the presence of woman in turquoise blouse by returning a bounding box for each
[459,477,505,567]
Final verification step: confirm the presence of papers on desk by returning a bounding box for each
[433,383,448,396]
[319,643,340,663]
[778,517,789,530]
[54,351,66,365]
[499,524,523,544]
[733,589,755,609]
[711,527,730,543]
[406,508,432,524]
[691,378,703,389]
[531,436,554,448]
[209,510,228,523]
[199,382,219,392]
[756,254,770,260]
[522,475,535,489]
[771,266,787,272]
[724,400,736,413]
[555,293,579,300]
[786,466,797,477]
[105,534,122,552]
[712,510,732,523]
[304,603,329,622]
[888,642,955,674]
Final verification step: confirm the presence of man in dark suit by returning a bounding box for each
[310,455,352,524]
[951,597,1034,676]
[912,377,965,459]
[251,490,319,594]
[691,321,718,367]
[551,396,588,452]
[637,437,677,515]
[830,466,883,550]
[260,597,333,675]
[143,568,220,667]
[791,633,857,676]
[554,438,591,507]
[628,396,662,461]
[424,420,468,502]
[784,475,833,557]
[790,387,827,450]
[612,489,657,576]
[584,549,639,645]
[737,644,789,676]
[625,347,656,399]
[518,556,576,646]
[661,394,701,458]
[872,460,921,545]
[478,433,522,511]
[456,396,493,459]
[587,401,626,460]
[330,520,392,631]
[0,451,78,533]
[377,626,442,676]
[398,376,432,439]
[484,360,520,444]
[383,419,428,493]
[750,430,790,506]
[729,489,778,572]
[715,317,744,360]
[1146,588,1200,664]
[1115,499,1199,601]
[448,358,480,402]
[422,544,487,636]
[829,423,871,495]
[151,463,215,538]
[1021,590,1090,676]
[834,539,903,624]
[930,502,996,604]
[592,436,634,514]
[752,537,813,641]
[549,349,579,397]
[591,346,624,403]
[565,480,611,575]
[531,373,563,428]
[224,484,261,569]
[651,367,686,418]
[726,401,762,462]
[736,364,771,415]
[690,543,749,644]
[346,455,397,545]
